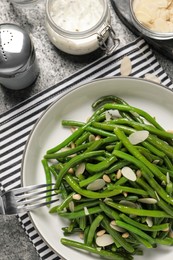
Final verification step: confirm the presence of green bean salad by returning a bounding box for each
[42,95,173,260]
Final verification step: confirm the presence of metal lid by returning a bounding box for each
[0,23,34,78]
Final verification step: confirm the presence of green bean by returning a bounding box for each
[110,118,173,139]
[147,134,173,159]
[55,150,105,189]
[41,159,52,206]
[79,216,87,231]
[86,214,103,246]
[116,220,155,245]
[120,214,170,232]
[75,131,91,146]
[86,155,117,174]
[113,150,173,209]
[79,171,105,187]
[105,201,173,218]
[92,95,143,123]
[136,177,173,217]
[101,216,134,253]
[155,237,173,246]
[114,127,166,182]
[105,160,131,174]
[73,200,99,212]
[107,185,148,196]
[47,122,90,154]
[64,174,123,199]
[56,192,75,212]
[58,206,102,219]
[61,238,130,260]
[131,233,154,249]
[44,142,91,159]
[103,103,164,130]
[142,141,166,157]
[99,201,120,220]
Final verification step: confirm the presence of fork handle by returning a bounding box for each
[0,197,5,215]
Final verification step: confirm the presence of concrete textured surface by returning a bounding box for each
[0,0,173,259]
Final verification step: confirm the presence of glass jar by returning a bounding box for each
[45,0,119,55]
[10,0,40,7]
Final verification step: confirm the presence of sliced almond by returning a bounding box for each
[122,232,130,238]
[84,206,89,215]
[96,234,114,247]
[72,193,81,200]
[146,217,153,227]
[103,174,111,183]
[119,200,137,208]
[87,179,106,191]
[120,56,132,76]
[128,130,149,145]
[110,221,126,233]
[75,163,85,177]
[144,73,161,84]
[96,230,106,237]
[138,198,158,204]
[68,201,75,212]
[121,166,137,181]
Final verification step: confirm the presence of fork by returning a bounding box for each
[0,183,59,215]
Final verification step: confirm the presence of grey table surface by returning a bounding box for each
[0,1,173,260]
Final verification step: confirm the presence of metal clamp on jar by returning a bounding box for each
[45,0,120,55]
[0,23,39,90]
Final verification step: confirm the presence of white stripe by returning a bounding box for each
[1,145,24,162]
[1,172,20,185]
[3,180,21,191]
[35,242,47,251]
[0,164,20,178]
[0,154,22,172]
[1,125,33,146]
[1,136,28,155]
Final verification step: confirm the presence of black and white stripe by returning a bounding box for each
[0,38,173,259]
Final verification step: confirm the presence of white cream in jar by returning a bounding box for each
[45,0,119,55]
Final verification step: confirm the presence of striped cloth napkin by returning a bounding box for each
[0,38,173,260]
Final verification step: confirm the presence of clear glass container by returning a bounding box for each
[45,0,119,55]
[130,0,173,40]
[10,0,40,7]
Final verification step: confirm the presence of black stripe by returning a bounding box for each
[18,213,29,222]
[3,176,21,189]
[38,245,50,254]
[0,168,20,182]
[1,150,23,166]
[27,226,36,233]
[34,239,44,248]
[23,220,32,227]
[42,253,60,260]
[1,131,29,150]
[30,233,39,241]
[1,141,26,158]
[0,159,21,173]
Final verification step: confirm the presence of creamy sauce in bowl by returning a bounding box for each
[50,0,104,32]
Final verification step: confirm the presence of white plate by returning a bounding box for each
[22,77,173,260]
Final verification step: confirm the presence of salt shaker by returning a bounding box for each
[0,23,39,90]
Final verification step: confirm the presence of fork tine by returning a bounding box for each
[12,183,55,196]
[15,187,57,201]
[17,192,58,207]
[17,198,59,213]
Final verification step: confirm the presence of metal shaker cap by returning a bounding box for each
[0,23,39,90]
